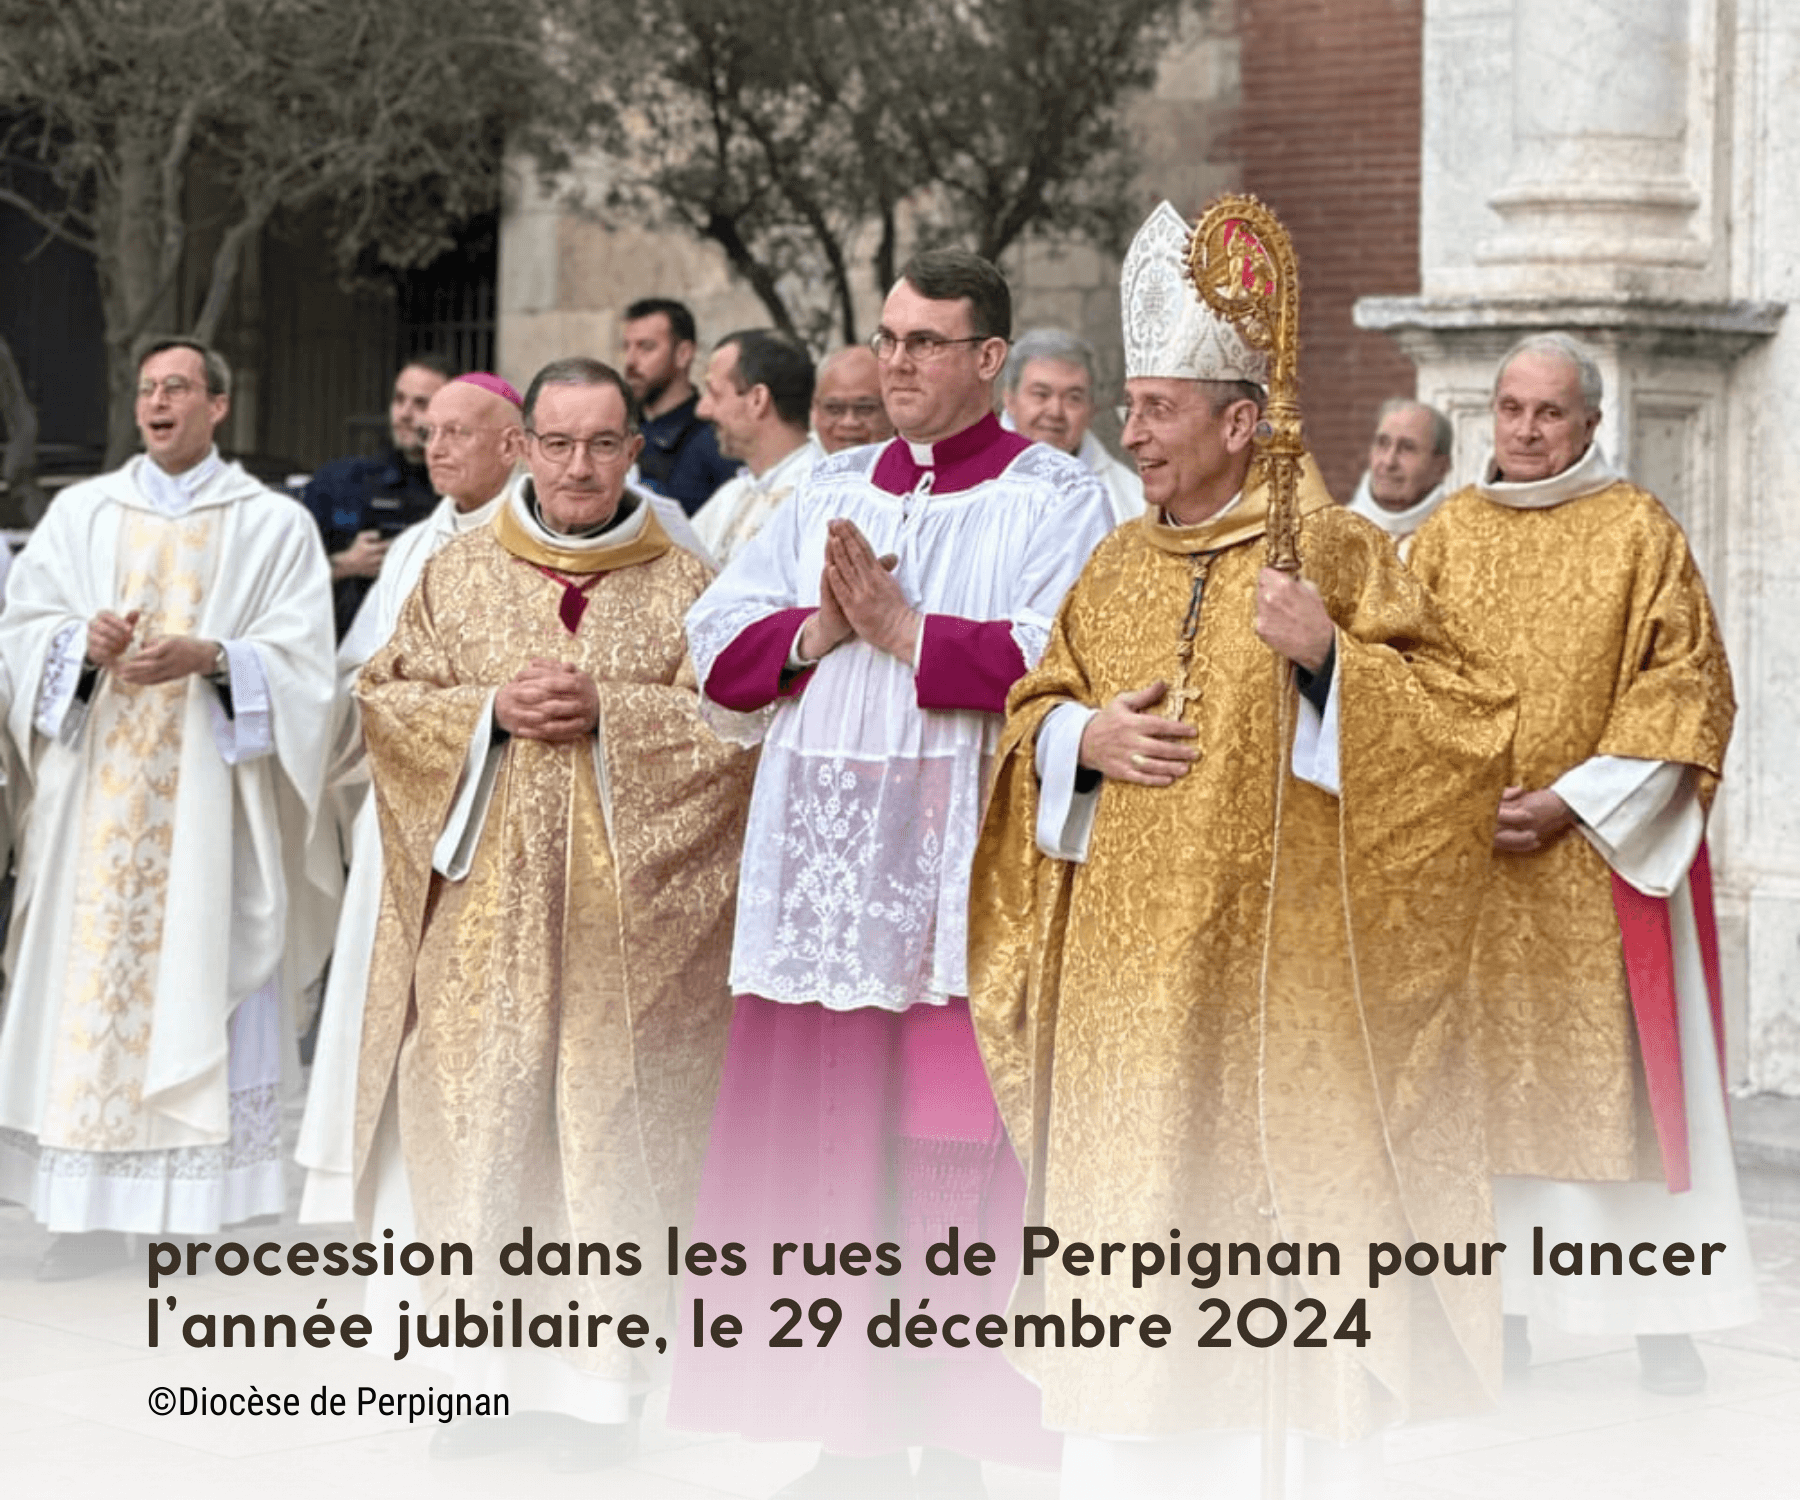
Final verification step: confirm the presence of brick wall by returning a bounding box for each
[1234,0,1424,499]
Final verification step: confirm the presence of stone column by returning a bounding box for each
[1479,0,1707,286]
[1357,0,1794,1091]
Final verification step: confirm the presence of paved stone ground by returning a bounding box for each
[3,1098,1796,1500]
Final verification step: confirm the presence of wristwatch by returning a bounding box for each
[206,642,230,684]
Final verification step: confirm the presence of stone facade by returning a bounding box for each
[1357,0,1795,1091]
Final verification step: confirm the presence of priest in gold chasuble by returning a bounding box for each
[1407,334,1755,1394]
[969,202,1516,1488]
[355,359,753,1462]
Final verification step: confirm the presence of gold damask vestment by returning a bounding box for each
[355,508,753,1380]
[1407,482,1734,1182]
[969,471,1516,1439]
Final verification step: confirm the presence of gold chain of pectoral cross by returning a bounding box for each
[1163,551,1215,720]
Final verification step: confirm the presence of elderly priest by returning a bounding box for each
[1407,333,1757,1396]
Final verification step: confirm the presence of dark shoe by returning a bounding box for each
[430,1412,543,1460]
[541,1414,635,1473]
[916,1446,987,1499]
[1503,1313,1531,1381]
[36,1231,130,1282]
[1638,1333,1706,1395]
[778,1451,913,1500]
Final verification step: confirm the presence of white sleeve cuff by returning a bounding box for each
[1555,756,1700,897]
[37,621,88,743]
[1290,647,1342,796]
[589,700,613,845]
[209,639,274,764]
[1034,702,1102,861]
[784,616,818,671]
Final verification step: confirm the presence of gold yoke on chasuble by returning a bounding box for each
[42,508,220,1152]
[1408,483,1733,1184]
[969,194,1517,1442]
[354,504,753,1381]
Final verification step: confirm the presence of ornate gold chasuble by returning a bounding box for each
[355,509,754,1379]
[1407,483,1734,1182]
[43,508,221,1151]
[968,469,1517,1439]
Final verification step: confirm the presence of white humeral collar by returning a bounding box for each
[133,446,225,516]
[1156,488,1243,526]
[1477,443,1620,510]
[511,479,653,552]
[1346,472,1449,537]
[447,487,508,534]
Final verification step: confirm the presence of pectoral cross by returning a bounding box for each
[1164,553,1215,721]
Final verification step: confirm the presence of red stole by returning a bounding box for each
[1611,840,1727,1192]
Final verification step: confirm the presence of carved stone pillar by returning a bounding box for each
[1357,0,1795,1091]
[1478,0,1711,288]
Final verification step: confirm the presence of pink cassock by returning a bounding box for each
[669,416,1082,1466]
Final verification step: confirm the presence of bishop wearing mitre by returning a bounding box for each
[968,200,1517,1496]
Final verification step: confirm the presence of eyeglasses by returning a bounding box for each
[528,430,632,464]
[137,376,205,400]
[816,399,886,422]
[1116,396,1197,428]
[869,331,991,363]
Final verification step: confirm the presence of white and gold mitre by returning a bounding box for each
[1121,200,1269,386]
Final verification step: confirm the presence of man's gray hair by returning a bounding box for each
[138,336,231,397]
[1494,333,1603,413]
[1003,328,1098,395]
[1199,379,1266,416]
[1377,396,1453,457]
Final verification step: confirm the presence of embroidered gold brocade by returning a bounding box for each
[355,527,754,1378]
[1408,483,1735,1181]
[969,503,1516,1440]
[41,510,219,1151]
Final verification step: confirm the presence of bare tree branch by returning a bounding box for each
[0,185,97,255]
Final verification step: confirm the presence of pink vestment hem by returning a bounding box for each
[667,995,1057,1468]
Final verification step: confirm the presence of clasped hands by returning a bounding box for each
[495,657,600,742]
[796,519,919,665]
[86,609,219,686]
[1077,569,1334,786]
[1493,785,1574,853]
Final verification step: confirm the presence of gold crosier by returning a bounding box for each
[1187,194,1304,571]
[1188,194,1305,1500]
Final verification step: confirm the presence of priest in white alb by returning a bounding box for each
[1344,397,1453,550]
[0,337,334,1279]
[295,371,524,1223]
[689,329,820,565]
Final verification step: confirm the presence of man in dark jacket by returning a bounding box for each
[302,353,451,637]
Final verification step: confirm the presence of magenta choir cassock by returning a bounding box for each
[671,412,1116,1463]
